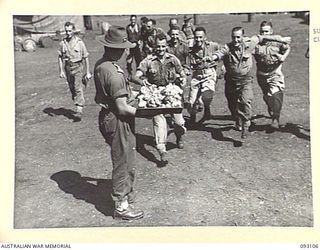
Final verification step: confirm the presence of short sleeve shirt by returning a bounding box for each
[254,41,290,74]
[188,41,220,71]
[58,36,89,62]
[94,60,133,110]
[138,53,183,86]
[167,41,189,66]
[214,37,256,77]
[182,23,195,39]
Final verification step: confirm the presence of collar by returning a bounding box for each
[151,53,171,61]
[112,62,125,74]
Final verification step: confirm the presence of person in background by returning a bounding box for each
[58,21,91,119]
[182,15,195,48]
[167,17,187,45]
[141,18,169,58]
[94,26,145,220]
[126,15,142,80]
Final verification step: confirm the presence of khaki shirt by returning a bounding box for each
[254,41,290,75]
[167,41,189,67]
[188,41,220,72]
[214,37,260,77]
[138,52,184,86]
[94,60,134,111]
[214,35,285,77]
[58,36,89,63]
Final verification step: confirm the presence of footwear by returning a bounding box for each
[113,205,144,220]
[176,136,184,149]
[270,119,280,129]
[241,128,248,139]
[235,119,242,131]
[76,105,83,115]
[160,151,168,162]
[241,120,251,139]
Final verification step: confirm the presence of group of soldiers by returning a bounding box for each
[57,16,291,220]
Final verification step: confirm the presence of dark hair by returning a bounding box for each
[140,16,148,23]
[260,20,273,28]
[194,26,206,34]
[231,26,244,35]
[64,21,75,29]
[130,15,137,19]
[150,19,156,25]
[170,25,180,31]
[156,33,167,42]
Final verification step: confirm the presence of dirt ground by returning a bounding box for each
[14,13,312,228]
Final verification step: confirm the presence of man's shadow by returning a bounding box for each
[136,133,176,168]
[50,170,114,216]
[43,107,81,122]
[185,116,243,147]
[250,121,310,141]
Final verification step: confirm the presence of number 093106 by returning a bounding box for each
[300,244,319,248]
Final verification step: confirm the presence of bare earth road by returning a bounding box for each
[14,13,311,228]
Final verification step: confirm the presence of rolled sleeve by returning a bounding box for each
[214,44,229,60]
[108,75,128,100]
[79,41,89,58]
[137,58,148,75]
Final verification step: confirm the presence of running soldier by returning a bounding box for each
[212,26,291,138]
[254,21,291,129]
[134,34,187,163]
[186,26,220,124]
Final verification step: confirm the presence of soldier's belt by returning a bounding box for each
[194,68,215,76]
[65,60,82,66]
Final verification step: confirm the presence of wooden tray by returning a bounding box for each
[136,107,183,117]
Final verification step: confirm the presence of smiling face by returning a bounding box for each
[194,30,206,47]
[130,16,137,26]
[231,29,244,48]
[155,38,167,57]
[65,25,74,39]
[146,20,153,32]
[170,29,180,42]
[169,18,178,28]
[260,25,273,35]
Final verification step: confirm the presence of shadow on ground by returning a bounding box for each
[50,170,114,217]
[136,133,175,168]
[43,107,81,122]
[185,115,243,147]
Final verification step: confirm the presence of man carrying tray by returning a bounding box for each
[133,33,187,163]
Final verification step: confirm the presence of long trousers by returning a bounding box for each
[65,62,85,107]
[98,108,136,205]
[153,113,185,152]
[225,75,254,124]
[257,73,285,121]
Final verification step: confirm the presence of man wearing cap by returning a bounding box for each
[133,34,187,163]
[182,15,195,48]
[94,26,144,220]
[126,15,142,79]
[186,26,220,124]
[58,21,91,118]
